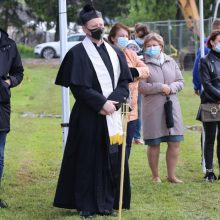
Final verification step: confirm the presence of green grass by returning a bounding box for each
[17,44,35,58]
[1,66,219,220]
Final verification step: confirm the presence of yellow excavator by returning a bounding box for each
[178,0,200,36]
[177,0,220,69]
[178,0,220,37]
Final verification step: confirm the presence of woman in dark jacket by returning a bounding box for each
[199,30,220,182]
[0,28,24,207]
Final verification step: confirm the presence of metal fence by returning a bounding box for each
[143,17,214,70]
[9,17,214,70]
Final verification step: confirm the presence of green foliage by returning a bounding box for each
[118,0,177,26]
[153,0,177,20]
[196,0,214,18]
[118,0,216,26]
[24,0,130,26]
[89,0,130,21]
[0,0,24,30]
[1,64,220,219]
[24,0,58,24]
[17,44,35,58]
[0,0,217,32]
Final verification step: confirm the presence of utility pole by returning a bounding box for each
[58,0,70,150]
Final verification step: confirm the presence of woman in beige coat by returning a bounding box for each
[108,23,149,159]
[139,33,184,183]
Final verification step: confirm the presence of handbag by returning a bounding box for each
[164,96,174,128]
[201,103,220,122]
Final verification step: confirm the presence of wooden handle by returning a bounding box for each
[118,103,129,220]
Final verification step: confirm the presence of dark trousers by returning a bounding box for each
[0,131,7,181]
[134,94,142,140]
[126,120,137,159]
[203,121,220,171]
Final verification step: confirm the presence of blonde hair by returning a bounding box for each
[144,32,164,49]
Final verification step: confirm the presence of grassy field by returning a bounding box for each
[17,44,35,59]
[0,62,219,220]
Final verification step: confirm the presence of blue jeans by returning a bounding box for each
[134,93,142,140]
[0,132,7,181]
[126,120,137,159]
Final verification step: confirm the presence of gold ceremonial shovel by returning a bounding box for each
[118,102,129,220]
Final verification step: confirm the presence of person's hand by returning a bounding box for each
[99,109,108,115]
[102,100,118,115]
[194,90,200,96]
[4,79,11,86]
[161,84,171,96]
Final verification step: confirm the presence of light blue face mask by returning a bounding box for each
[215,43,220,53]
[135,37,144,46]
[145,46,161,57]
[117,37,129,49]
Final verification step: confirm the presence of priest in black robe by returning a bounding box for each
[53,4,132,218]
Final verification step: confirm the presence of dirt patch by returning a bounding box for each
[17,156,33,184]
[22,58,60,68]
[185,125,202,132]
[20,111,61,118]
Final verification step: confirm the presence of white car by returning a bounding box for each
[34,33,86,59]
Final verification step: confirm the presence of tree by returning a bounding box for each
[118,0,216,27]
[24,0,79,40]
[118,0,178,26]
[86,0,130,24]
[0,0,25,31]
[24,0,130,40]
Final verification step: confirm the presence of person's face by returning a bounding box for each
[136,30,145,39]
[144,39,162,57]
[127,44,139,53]
[211,34,220,48]
[111,28,129,45]
[145,39,162,50]
[83,18,104,36]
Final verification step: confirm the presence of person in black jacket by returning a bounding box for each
[199,30,220,182]
[0,28,24,207]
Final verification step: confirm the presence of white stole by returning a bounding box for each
[82,37,123,145]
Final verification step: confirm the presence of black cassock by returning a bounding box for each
[53,42,132,213]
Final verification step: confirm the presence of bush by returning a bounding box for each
[17,43,35,58]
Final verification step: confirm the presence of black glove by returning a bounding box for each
[114,102,121,111]
[129,67,139,79]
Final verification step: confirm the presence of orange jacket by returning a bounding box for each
[123,48,149,121]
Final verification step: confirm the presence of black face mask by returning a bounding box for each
[88,27,104,40]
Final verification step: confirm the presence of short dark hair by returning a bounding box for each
[207,30,220,49]
[135,24,150,36]
[108,23,130,44]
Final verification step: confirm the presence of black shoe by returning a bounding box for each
[204,172,217,182]
[79,211,94,219]
[218,175,220,180]
[0,199,8,208]
[99,209,117,216]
